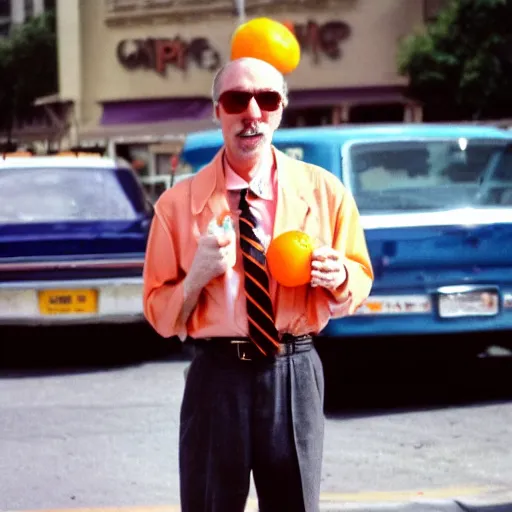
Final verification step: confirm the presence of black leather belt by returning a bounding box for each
[189,334,313,361]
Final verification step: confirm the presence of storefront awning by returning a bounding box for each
[78,97,217,143]
[100,98,213,125]
[78,117,218,144]
[81,86,415,144]
[288,85,414,108]
[97,88,413,127]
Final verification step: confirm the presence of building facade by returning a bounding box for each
[52,0,444,184]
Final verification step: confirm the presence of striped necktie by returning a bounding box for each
[238,188,280,356]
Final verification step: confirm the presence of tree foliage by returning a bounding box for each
[397,0,512,120]
[0,10,58,138]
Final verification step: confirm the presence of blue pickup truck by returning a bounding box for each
[180,123,512,357]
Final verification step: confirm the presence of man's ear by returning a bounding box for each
[214,103,220,121]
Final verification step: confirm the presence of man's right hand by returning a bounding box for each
[188,231,236,289]
[179,224,236,327]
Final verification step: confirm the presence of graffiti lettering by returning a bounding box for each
[291,20,351,63]
[117,37,221,75]
[116,19,350,74]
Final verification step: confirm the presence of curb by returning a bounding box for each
[244,487,512,511]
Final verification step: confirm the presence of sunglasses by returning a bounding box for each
[217,90,282,114]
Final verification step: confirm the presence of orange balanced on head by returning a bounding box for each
[266,230,314,287]
[230,17,301,75]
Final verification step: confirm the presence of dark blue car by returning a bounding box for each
[0,153,152,325]
[180,124,512,353]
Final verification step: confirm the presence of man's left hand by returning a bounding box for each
[310,246,347,290]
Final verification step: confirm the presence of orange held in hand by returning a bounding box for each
[230,17,301,75]
[266,230,314,287]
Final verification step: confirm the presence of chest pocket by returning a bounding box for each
[302,211,325,247]
[299,189,328,247]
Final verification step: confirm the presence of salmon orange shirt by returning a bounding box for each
[143,146,374,340]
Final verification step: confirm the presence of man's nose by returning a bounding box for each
[245,97,262,118]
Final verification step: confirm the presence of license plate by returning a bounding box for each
[438,288,499,318]
[38,289,98,315]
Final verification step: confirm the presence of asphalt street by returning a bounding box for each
[0,324,511,510]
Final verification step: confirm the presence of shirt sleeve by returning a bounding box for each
[323,184,374,317]
[142,204,187,340]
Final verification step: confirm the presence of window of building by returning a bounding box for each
[281,103,408,128]
[25,0,34,18]
[0,18,10,36]
[349,103,405,124]
[282,107,334,128]
[0,0,10,18]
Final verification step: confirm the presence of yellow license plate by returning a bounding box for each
[38,289,98,315]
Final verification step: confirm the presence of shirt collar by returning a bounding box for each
[223,150,274,200]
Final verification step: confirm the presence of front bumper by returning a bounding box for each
[0,277,144,325]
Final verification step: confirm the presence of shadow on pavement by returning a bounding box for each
[318,332,512,417]
[0,322,184,377]
[0,326,511,419]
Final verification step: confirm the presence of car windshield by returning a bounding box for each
[346,138,512,214]
[0,167,138,223]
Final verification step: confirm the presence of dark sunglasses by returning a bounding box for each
[217,90,282,114]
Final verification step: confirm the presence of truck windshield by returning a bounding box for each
[345,138,512,213]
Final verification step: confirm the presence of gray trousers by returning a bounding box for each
[179,343,325,512]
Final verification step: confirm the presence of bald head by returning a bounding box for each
[211,56,286,179]
[212,57,288,107]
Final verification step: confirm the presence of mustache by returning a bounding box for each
[237,124,265,136]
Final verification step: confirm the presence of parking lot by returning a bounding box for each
[0,324,510,510]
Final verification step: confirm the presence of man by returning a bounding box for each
[143,57,373,512]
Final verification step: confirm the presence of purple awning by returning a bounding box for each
[99,86,410,127]
[79,118,219,141]
[288,85,409,108]
[100,98,213,125]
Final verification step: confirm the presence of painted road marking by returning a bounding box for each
[7,487,512,512]
[319,486,499,501]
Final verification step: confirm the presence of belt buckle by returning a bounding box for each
[231,340,252,361]
[277,343,292,356]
